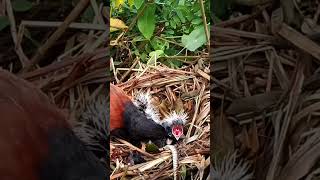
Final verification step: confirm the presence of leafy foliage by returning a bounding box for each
[110,0,210,68]
[12,0,33,12]
[137,3,156,40]
[0,0,34,32]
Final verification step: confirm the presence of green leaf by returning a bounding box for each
[191,18,202,25]
[176,10,186,23]
[180,164,187,179]
[170,19,176,29]
[168,59,183,68]
[173,16,181,27]
[114,0,126,8]
[0,16,10,31]
[181,25,207,51]
[178,0,185,6]
[144,43,152,53]
[165,29,174,35]
[128,0,134,7]
[137,4,156,39]
[113,61,122,65]
[132,35,145,42]
[150,38,168,51]
[140,52,147,62]
[147,50,163,65]
[134,0,144,9]
[145,142,160,153]
[12,0,33,12]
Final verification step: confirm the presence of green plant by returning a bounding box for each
[0,0,34,32]
[111,0,209,68]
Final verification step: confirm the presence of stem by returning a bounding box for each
[198,0,210,49]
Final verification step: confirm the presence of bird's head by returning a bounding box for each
[162,112,188,141]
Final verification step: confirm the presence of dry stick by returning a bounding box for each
[20,21,106,30]
[266,50,274,92]
[197,68,210,81]
[214,5,269,27]
[198,0,210,50]
[84,30,108,53]
[5,0,29,67]
[110,171,141,179]
[267,65,305,180]
[0,1,5,15]
[213,27,274,40]
[19,53,94,79]
[82,0,102,54]
[278,23,320,63]
[116,138,154,158]
[21,0,91,73]
[110,57,119,83]
[90,0,105,25]
[314,2,320,22]
[119,58,139,83]
[186,84,205,138]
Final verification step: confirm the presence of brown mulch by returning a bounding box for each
[212,1,320,180]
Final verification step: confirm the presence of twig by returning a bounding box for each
[5,0,29,67]
[20,20,106,30]
[278,23,320,63]
[198,0,210,49]
[116,138,155,158]
[119,58,139,83]
[21,0,91,72]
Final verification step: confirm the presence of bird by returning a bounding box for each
[110,83,166,145]
[73,83,109,169]
[110,83,187,146]
[0,68,106,180]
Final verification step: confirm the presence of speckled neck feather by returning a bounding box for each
[133,92,161,124]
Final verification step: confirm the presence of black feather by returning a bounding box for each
[40,128,107,180]
[123,102,167,142]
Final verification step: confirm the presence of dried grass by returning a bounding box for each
[212,1,320,179]
[110,60,210,180]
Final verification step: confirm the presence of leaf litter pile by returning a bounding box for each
[110,58,210,179]
[212,1,320,179]
[0,0,109,173]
